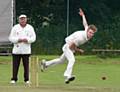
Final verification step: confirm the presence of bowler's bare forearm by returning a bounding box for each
[79,8,88,29]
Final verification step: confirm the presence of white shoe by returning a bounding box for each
[10,80,16,84]
[25,81,31,86]
[65,75,75,84]
[40,59,47,72]
[25,81,30,84]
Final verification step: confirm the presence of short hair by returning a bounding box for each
[88,24,97,32]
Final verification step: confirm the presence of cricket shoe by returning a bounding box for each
[10,80,16,84]
[25,81,30,84]
[40,59,47,72]
[65,75,75,84]
[25,81,31,86]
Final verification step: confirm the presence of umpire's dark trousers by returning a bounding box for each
[11,54,30,82]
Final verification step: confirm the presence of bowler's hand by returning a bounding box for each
[79,8,84,16]
[78,49,84,54]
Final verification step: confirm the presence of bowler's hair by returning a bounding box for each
[88,24,97,32]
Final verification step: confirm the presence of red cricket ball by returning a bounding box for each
[102,76,106,80]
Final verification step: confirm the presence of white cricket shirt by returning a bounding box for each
[65,30,88,46]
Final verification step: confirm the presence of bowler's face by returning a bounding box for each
[87,29,95,39]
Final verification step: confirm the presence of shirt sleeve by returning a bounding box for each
[9,26,19,43]
[85,26,88,32]
[26,26,36,44]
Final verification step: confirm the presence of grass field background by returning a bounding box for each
[0,55,120,92]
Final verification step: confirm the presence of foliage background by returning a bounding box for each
[15,0,120,54]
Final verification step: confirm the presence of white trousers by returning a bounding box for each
[45,44,75,78]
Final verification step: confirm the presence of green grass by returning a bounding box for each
[0,55,120,92]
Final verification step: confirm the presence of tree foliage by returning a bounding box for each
[16,0,120,54]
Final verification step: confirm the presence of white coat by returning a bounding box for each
[9,24,36,54]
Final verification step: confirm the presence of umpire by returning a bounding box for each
[9,14,36,84]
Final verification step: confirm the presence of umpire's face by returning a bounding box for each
[19,17,27,27]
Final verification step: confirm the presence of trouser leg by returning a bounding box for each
[63,44,75,78]
[22,54,30,82]
[45,54,66,67]
[11,54,21,81]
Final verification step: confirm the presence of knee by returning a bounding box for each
[68,59,75,67]
[70,58,75,63]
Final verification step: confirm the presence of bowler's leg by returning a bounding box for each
[45,54,66,67]
[63,44,75,78]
